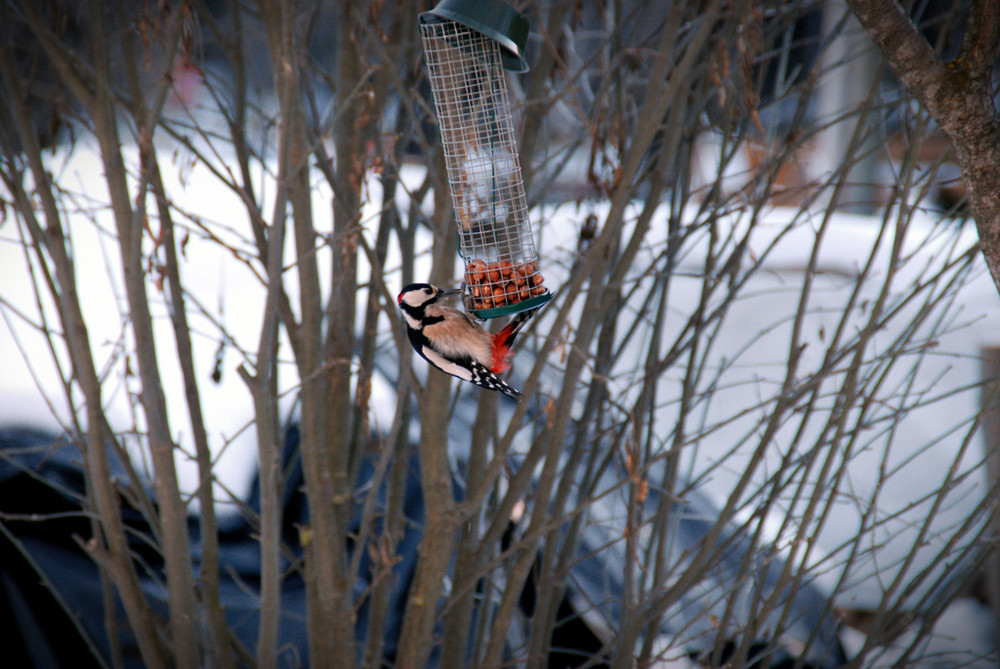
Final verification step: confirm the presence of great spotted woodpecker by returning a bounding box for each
[397,283,538,400]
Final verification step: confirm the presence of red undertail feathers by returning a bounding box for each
[488,307,540,373]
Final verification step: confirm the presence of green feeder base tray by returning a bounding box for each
[470,290,553,320]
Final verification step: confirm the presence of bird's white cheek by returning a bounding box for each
[403,312,422,331]
[423,347,473,382]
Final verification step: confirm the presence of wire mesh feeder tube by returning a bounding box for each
[420,4,551,318]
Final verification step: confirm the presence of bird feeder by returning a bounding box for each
[420,0,552,319]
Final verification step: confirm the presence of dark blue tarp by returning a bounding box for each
[0,425,844,668]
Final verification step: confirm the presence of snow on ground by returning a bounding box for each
[0,141,423,503]
[840,597,998,668]
[528,198,999,607]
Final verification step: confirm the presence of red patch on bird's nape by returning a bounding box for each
[397,292,404,305]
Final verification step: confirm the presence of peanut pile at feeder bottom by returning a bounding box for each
[465,259,546,310]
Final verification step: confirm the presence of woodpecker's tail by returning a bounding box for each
[489,306,541,373]
[469,361,524,400]
[497,379,524,401]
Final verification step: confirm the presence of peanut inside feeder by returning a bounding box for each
[420,0,552,318]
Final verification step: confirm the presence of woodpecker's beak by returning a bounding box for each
[437,287,462,299]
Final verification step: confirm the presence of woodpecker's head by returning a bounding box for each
[397,283,461,311]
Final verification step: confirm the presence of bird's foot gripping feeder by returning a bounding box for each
[420,0,553,319]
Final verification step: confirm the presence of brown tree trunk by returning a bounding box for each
[845,0,1000,292]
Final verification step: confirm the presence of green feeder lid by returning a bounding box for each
[420,0,530,73]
